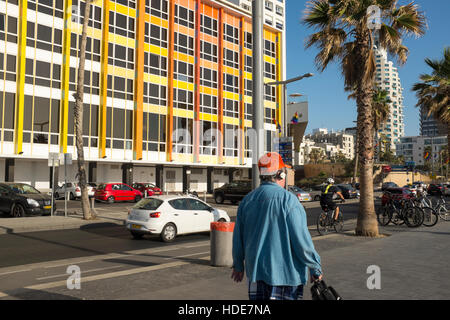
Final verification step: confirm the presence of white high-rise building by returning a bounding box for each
[374,44,405,151]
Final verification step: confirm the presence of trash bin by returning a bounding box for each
[210,222,235,267]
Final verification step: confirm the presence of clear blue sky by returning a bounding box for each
[285,0,450,136]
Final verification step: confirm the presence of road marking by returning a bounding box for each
[36,265,123,281]
[0,269,32,277]
[0,256,211,298]
[0,241,210,274]
[163,251,210,260]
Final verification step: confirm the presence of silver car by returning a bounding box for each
[54,182,96,200]
[289,186,312,202]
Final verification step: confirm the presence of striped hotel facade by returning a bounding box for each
[0,0,285,192]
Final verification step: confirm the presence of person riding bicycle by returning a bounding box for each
[320,178,345,224]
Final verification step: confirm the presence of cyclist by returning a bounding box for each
[320,178,345,224]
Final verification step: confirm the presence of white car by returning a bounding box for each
[126,195,231,242]
[54,182,96,200]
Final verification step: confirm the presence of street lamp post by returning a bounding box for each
[265,73,313,138]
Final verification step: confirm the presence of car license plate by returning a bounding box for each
[131,224,142,230]
[44,205,51,209]
[305,198,310,201]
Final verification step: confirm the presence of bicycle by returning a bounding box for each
[411,196,438,227]
[376,193,424,228]
[428,195,450,221]
[317,201,344,236]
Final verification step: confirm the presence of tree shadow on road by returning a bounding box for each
[2,288,81,300]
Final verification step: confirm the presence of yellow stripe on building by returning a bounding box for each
[143,104,168,115]
[173,108,194,119]
[143,73,168,86]
[14,0,28,155]
[223,117,239,126]
[223,91,239,101]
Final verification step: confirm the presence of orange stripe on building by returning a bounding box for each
[217,8,224,164]
[239,17,245,165]
[99,0,110,159]
[193,0,201,163]
[133,0,145,160]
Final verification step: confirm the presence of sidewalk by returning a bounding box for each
[124,220,450,300]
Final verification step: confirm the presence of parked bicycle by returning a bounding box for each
[317,200,344,235]
[411,196,439,227]
[377,192,424,228]
[426,195,450,221]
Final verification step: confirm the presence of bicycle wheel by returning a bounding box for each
[333,211,344,233]
[317,212,331,236]
[437,203,450,221]
[404,207,424,228]
[421,207,438,227]
[391,209,405,226]
[376,206,391,226]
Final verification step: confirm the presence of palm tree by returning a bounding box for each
[412,47,450,160]
[303,0,426,237]
[73,0,94,220]
[372,88,391,161]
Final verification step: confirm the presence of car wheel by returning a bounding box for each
[215,193,224,204]
[160,223,177,242]
[11,203,25,218]
[314,195,321,201]
[134,195,142,203]
[131,232,144,240]
[107,196,115,204]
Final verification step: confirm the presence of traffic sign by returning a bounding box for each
[48,153,59,167]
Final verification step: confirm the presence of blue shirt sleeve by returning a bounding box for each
[286,201,322,277]
[232,204,245,272]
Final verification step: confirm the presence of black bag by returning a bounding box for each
[310,280,342,300]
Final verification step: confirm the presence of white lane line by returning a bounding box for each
[36,266,123,281]
[0,269,32,277]
[19,256,210,294]
[163,251,210,260]
[0,240,210,274]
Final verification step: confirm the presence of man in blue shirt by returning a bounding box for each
[231,152,323,300]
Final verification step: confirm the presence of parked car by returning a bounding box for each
[382,182,399,191]
[288,186,312,202]
[54,182,95,200]
[94,183,143,203]
[302,184,326,201]
[381,187,414,206]
[126,195,231,242]
[427,184,447,196]
[132,183,163,197]
[0,183,54,217]
[336,184,359,199]
[445,184,450,196]
[213,180,252,204]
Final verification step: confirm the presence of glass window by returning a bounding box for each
[187,199,210,211]
[169,198,189,210]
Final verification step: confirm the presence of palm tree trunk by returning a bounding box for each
[354,31,379,237]
[74,0,94,220]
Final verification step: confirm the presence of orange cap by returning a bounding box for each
[258,152,291,176]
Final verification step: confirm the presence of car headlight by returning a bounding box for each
[27,199,40,207]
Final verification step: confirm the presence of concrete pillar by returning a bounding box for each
[5,158,15,182]
[122,163,133,186]
[88,162,97,183]
[155,165,163,189]
[207,167,213,194]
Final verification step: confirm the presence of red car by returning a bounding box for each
[381,187,414,206]
[94,183,143,203]
[132,183,163,196]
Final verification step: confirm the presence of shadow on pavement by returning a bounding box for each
[2,288,82,300]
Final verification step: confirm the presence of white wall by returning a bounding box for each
[133,166,156,184]
[15,160,50,190]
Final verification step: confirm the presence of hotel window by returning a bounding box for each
[224,48,239,69]
[143,82,166,106]
[145,0,169,20]
[200,94,218,115]
[244,32,252,50]
[264,62,276,80]
[224,124,239,157]
[143,112,166,152]
[173,88,194,111]
[264,85,276,102]
[174,60,194,83]
[223,24,239,45]
[200,121,218,156]
[224,74,239,94]
[200,41,218,63]
[174,32,194,56]
[145,23,168,48]
[264,40,276,58]
[201,15,218,37]
[200,68,217,89]
[224,99,239,118]
[109,10,135,39]
[144,52,167,77]
[173,117,193,154]
[174,5,194,29]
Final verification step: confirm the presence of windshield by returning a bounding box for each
[133,198,164,210]
[96,184,106,190]
[290,186,303,192]
[9,184,40,194]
